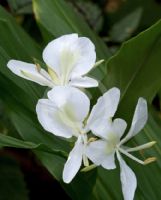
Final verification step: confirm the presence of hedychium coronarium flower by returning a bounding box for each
[86,97,156,200]
[7,34,103,88]
[36,86,121,183]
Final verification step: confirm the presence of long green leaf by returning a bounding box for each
[104,19,161,122]
[0,6,97,198]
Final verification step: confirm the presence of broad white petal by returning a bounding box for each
[117,152,137,200]
[48,86,90,123]
[63,136,83,183]
[121,98,148,144]
[7,60,54,87]
[43,34,96,84]
[89,119,112,140]
[89,118,126,142]
[112,118,127,139]
[43,34,78,77]
[70,37,96,77]
[69,76,98,88]
[36,99,73,138]
[86,140,116,169]
[86,87,120,130]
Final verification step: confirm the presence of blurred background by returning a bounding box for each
[0,0,161,199]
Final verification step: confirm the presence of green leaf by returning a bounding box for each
[99,19,161,199]
[0,133,67,157]
[0,5,44,108]
[7,0,32,14]
[0,155,29,200]
[104,19,161,122]
[34,150,97,200]
[109,8,143,42]
[107,0,161,31]
[33,0,110,58]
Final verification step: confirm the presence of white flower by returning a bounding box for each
[36,86,90,183]
[36,86,120,183]
[86,97,156,200]
[7,34,101,88]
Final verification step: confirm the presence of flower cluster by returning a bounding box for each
[7,34,156,200]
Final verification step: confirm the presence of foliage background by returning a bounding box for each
[0,0,161,199]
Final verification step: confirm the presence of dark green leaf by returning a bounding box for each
[109,8,143,42]
[0,155,29,200]
[104,19,161,122]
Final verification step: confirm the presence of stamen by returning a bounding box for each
[35,63,41,72]
[93,59,104,68]
[83,154,89,167]
[144,157,157,165]
[81,164,97,172]
[88,137,97,143]
[118,147,145,165]
[126,141,156,152]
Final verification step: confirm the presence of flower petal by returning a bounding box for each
[86,140,116,169]
[112,118,127,139]
[7,60,54,87]
[48,86,90,123]
[70,37,96,77]
[43,34,96,84]
[120,98,148,145]
[86,87,120,130]
[69,76,98,88]
[63,136,83,183]
[43,34,78,77]
[117,152,137,200]
[89,119,112,139]
[36,99,73,138]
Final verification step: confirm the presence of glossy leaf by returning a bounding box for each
[104,19,161,122]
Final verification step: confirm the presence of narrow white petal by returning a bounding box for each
[63,137,83,183]
[7,60,54,87]
[112,118,127,139]
[86,87,120,130]
[48,86,90,123]
[117,152,137,200]
[120,98,148,145]
[36,99,73,138]
[69,76,98,88]
[86,140,116,169]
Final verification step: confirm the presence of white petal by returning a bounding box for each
[86,87,120,130]
[120,98,148,145]
[69,76,98,88]
[7,60,54,87]
[117,152,137,200]
[48,86,90,123]
[43,34,96,84]
[43,34,78,77]
[112,118,127,139]
[89,118,126,142]
[89,119,112,139]
[36,99,73,138]
[70,37,96,77]
[63,136,83,183]
[86,140,116,169]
